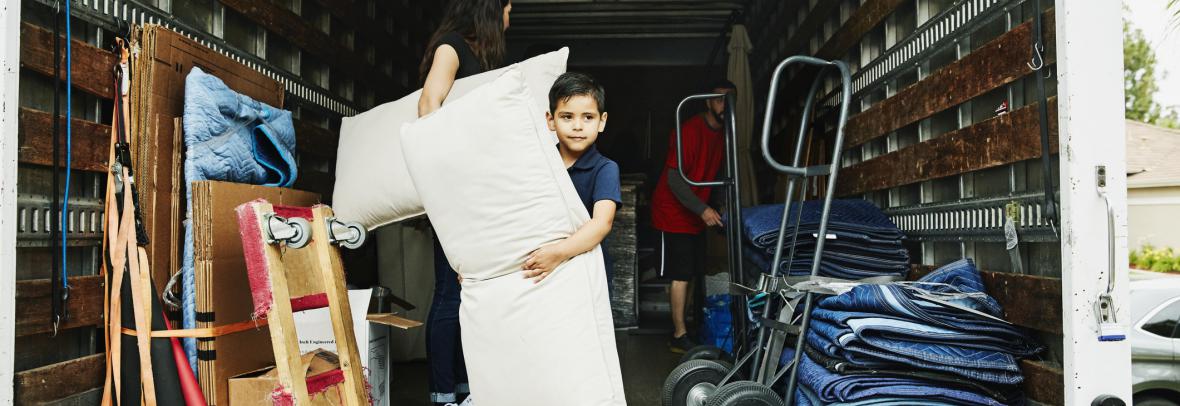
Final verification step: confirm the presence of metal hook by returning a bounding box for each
[1027,43,1046,71]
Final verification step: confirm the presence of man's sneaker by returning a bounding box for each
[669,334,697,354]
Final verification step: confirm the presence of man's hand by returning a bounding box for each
[700,207,723,227]
[522,243,570,283]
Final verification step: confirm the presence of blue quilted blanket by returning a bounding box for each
[179,67,296,374]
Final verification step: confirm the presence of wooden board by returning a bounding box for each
[191,181,320,406]
[15,275,104,337]
[1021,359,1064,406]
[844,10,1056,149]
[18,108,110,172]
[838,98,1058,196]
[294,119,338,161]
[14,353,105,405]
[19,22,115,99]
[306,0,412,58]
[308,205,369,405]
[217,0,398,93]
[816,0,906,60]
[758,0,841,82]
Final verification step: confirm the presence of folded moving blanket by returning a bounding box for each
[741,200,905,249]
[740,200,909,279]
[180,67,297,371]
[787,348,1015,406]
[801,259,1041,388]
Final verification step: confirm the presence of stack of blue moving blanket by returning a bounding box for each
[740,200,909,279]
[787,259,1042,405]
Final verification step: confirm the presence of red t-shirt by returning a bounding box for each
[651,114,724,234]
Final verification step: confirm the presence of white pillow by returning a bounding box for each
[332,48,569,229]
[399,69,588,281]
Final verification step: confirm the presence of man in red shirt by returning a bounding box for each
[651,80,736,352]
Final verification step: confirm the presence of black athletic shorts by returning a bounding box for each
[660,231,706,282]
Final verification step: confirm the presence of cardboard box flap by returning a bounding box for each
[260,349,340,379]
[365,313,423,330]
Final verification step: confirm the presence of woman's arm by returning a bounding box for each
[418,44,461,118]
[522,200,617,282]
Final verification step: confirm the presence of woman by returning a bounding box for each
[417,1,510,405]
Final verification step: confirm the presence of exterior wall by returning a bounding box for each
[1129,186,1180,250]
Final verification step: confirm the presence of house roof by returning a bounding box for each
[1127,119,1180,188]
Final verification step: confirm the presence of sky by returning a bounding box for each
[1125,0,1180,110]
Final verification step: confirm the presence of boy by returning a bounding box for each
[521,72,621,283]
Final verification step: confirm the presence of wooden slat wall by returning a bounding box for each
[845,10,1056,149]
[760,0,909,141]
[757,0,841,83]
[18,108,111,172]
[816,0,905,61]
[15,276,105,337]
[217,0,400,93]
[19,22,115,99]
[838,99,1058,196]
[14,353,105,405]
[758,4,1067,404]
[308,0,412,57]
[1022,360,1065,406]
[14,19,115,404]
[294,119,338,161]
[14,12,347,403]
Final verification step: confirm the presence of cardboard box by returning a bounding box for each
[293,289,422,406]
[191,181,321,405]
[229,349,346,406]
[131,24,285,298]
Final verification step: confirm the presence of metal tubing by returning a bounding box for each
[671,92,750,358]
[783,60,853,406]
[751,64,829,383]
[674,93,730,187]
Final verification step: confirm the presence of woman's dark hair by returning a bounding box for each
[419,0,510,83]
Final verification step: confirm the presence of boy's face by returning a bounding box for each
[547,94,607,153]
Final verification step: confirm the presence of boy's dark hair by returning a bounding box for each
[707,79,737,93]
[549,72,606,113]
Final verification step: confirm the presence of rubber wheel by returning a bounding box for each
[679,345,727,364]
[705,381,783,406]
[662,359,733,406]
[1135,395,1180,406]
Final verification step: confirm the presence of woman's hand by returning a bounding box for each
[522,242,570,283]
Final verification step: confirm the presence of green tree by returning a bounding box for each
[1124,20,1172,125]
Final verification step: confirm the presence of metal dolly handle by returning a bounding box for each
[671,91,751,356]
[743,55,853,403]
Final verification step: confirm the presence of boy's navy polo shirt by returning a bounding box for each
[567,145,622,215]
[567,145,622,278]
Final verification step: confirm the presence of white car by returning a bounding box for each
[1131,277,1180,405]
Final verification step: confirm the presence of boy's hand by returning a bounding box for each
[522,243,569,283]
[701,207,723,227]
